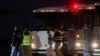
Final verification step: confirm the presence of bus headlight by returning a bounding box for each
[76,42,82,47]
[92,42,99,48]
[31,43,36,49]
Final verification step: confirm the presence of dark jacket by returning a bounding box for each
[53,31,61,42]
[11,30,23,46]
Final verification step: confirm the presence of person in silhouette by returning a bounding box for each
[10,26,23,56]
[53,28,62,56]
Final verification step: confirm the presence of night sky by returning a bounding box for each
[1,0,99,10]
[0,0,99,39]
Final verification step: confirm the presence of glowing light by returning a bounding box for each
[33,10,36,12]
[72,3,79,10]
[93,54,100,56]
[32,36,35,39]
[71,3,80,12]
[41,10,45,12]
[87,6,95,10]
[45,10,49,12]
[60,9,68,12]
[49,9,55,12]
[94,49,100,51]
[74,4,78,9]
[92,42,99,48]
[76,42,81,47]
[94,2,100,6]
[76,34,80,38]
[60,9,65,12]
[31,43,36,49]
[88,7,93,9]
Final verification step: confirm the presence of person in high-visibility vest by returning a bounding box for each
[22,28,31,56]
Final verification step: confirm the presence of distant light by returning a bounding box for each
[49,9,55,12]
[40,9,54,12]
[92,42,99,48]
[41,10,45,12]
[45,10,49,12]
[87,6,95,10]
[73,3,79,10]
[94,2,100,6]
[60,9,68,12]
[33,10,36,12]
[76,34,80,38]
[74,4,78,9]
[71,3,80,12]
[32,36,34,39]
[76,42,81,47]
[60,9,65,12]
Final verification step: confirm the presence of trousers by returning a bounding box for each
[23,46,32,56]
[10,46,23,56]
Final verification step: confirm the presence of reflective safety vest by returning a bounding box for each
[22,34,31,46]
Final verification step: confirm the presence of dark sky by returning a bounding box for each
[0,0,99,39]
[1,0,99,11]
